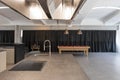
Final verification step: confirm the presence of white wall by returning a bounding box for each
[116,30,120,53]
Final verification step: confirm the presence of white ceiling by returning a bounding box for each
[0,0,120,28]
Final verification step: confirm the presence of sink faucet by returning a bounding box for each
[43,40,51,56]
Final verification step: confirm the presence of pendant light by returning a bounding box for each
[77,29,82,35]
[64,29,69,34]
[64,20,69,34]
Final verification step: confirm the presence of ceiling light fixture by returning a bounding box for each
[29,4,42,19]
[64,20,69,34]
[62,0,74,19]
[64,7,74,19]
[29,2,48,19]
[77,29,82,35]
[64,29,69,35]
[0,6,9,9]
[92,6,120,10]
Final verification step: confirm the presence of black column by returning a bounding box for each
[14,44,25,64]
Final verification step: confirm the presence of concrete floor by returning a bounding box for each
[74,52,120,80]
[6,52,120,80]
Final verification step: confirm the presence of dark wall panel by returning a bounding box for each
[15,44,25,63]
[23,30,116,52]
[0,31,25,63]
[0,30,14,44]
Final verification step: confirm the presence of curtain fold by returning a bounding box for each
[0,31,14,44]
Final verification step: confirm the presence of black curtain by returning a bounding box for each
[0,31,14,44]
[23,30,116,52]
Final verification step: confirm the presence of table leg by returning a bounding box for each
[84,50,86,56]
[59,49,62,54]
[83,50,88,56]
[86,50,88,56]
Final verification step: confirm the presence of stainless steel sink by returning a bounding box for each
[9,61,46,71]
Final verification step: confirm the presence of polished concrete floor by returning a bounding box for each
[74,52,120,80]
[6,52,120,80]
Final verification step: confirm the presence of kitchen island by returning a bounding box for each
[0,47,14,65]
[0,54,89,80]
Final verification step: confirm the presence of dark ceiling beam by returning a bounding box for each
[71,0,86,20]
[38,0,52,19]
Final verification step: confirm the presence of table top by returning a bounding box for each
[58,46,90,48]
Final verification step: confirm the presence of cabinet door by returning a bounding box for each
[0,51,6,72]
[6,48,14,64]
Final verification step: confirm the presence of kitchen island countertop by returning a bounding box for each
[0,54,89,80]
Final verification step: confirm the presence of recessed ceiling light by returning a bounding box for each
[92,6,120,10]
[0,6,9,9]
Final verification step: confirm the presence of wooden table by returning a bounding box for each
[58,46,90,56]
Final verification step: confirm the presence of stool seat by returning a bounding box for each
[31,44,40,51]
